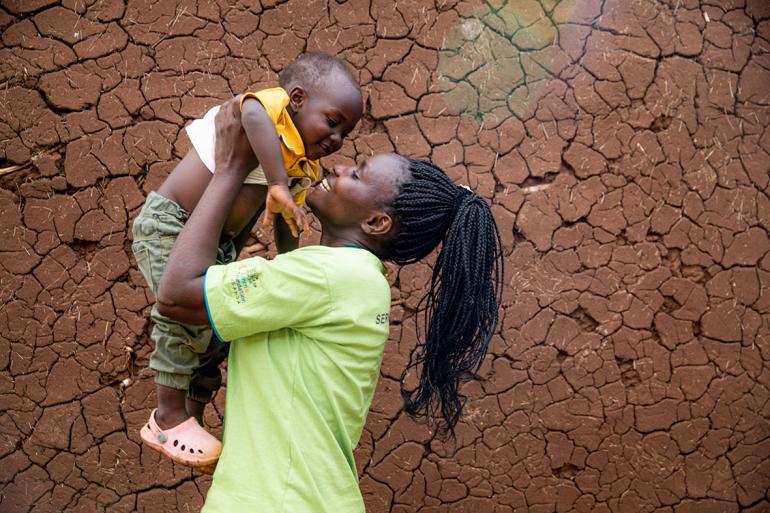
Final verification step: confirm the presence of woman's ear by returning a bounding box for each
[361,211,393,237]
[288,86,306,112]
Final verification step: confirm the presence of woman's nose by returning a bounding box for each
[331,164,345,176]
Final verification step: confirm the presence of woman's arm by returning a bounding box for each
[156,99,256,324]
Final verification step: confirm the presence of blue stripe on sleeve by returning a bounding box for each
[203,270,225,343]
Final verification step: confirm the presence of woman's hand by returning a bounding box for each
[213,97,258,178]
[157,96,259,325]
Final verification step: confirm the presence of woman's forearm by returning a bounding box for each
[156,173,243,323]
[156,98,255,324]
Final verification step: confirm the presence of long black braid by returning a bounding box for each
[381,159,504,438]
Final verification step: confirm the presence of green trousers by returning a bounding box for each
[132,191,234,402]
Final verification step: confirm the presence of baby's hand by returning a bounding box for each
[264,184,309,238]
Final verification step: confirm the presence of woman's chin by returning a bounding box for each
[305,189,321,213]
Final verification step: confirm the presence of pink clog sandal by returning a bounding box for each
[140,409,222,468]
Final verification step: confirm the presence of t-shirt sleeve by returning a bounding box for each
[203,253,331,342]
[239,88,289,125]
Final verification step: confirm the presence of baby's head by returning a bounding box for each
[280,52,363,161]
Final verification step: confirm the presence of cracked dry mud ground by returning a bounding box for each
[1,0,769,512]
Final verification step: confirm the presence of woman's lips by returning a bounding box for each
[312,176,331,191]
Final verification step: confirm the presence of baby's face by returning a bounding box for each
[292,80,363,161]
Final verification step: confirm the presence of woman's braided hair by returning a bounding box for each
[381,158,504,438]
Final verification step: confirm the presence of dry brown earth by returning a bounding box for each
[1,1,769,512]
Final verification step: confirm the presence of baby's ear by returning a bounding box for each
[288,86,306,111]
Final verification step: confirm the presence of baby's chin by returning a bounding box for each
[306,149,324,160]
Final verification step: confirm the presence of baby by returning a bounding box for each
[132,51,363,470]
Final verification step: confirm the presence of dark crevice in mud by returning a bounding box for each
[520,172,559,188]
[661,296,680,313]
[570,307,599,332]
[70,240,101,258]
[616,357,642,388]
[681,265,707,284]
[560,158,577,178]
[650,114,673,132]
[648,327,662,345]
[0,167,43,193]
[552,463,581,479]
[664,249,712,284]
[556,349,568,364]
[400,304,417,320]
[664,248,682,275]
[511,226,526,244]
[391,272,401,290]
[98,347,137,388]
[561,216,589,228]
[356,108,387,136]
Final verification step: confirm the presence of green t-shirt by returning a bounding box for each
[201,246,391,513]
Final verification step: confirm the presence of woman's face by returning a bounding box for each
[306,153,407,232]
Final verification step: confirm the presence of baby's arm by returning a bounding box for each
[240,98,286,188]
[240,98,307,237]
[274,216,299,253]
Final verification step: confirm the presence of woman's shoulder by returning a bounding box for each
[286,246,387,285]
[288,245,380,263]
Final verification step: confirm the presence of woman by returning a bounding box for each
[154,99,504,512]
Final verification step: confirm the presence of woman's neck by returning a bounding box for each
[319,229,373,252]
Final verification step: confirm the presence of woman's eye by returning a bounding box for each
[352,170,359,179]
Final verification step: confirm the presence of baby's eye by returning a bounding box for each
[327,117,338,127]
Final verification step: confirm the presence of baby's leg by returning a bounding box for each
[148,308,213,428]
[187,338,228,424]
[133,192,212,429]
[186,238,239,423]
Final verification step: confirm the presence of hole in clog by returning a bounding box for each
[173,440,178,447]
[181,445,186,451]
[189,448,194,453]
